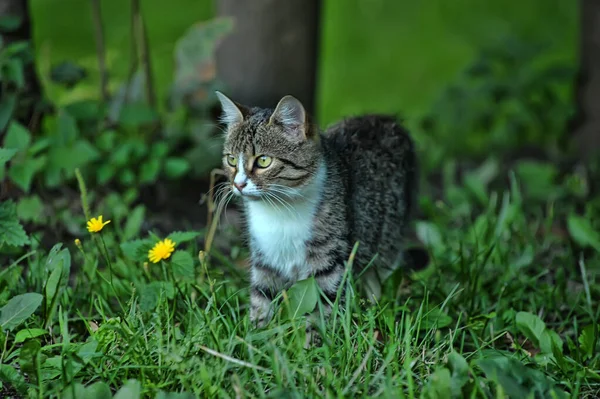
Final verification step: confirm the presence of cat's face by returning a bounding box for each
[216,92,322,201]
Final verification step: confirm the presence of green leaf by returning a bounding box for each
[447,351,469,397]
[0,364,27,395]
[164,157,191,179]
[14,328,48,343]
[114,379,141,399]
[171,251,195,281]
[0,219,30,246]
[119,103,158,128]
[0,93,17,132]
[0,293,43,331]
[167,231,201,244]
[57,110,79,144]
[19,339,41,378]
[61,382,111,399]
[416,221,444,250]
[0,147,18,165]
[567,214,600,252]
[422,367,452,399]
[139,158,161,183]
[285,277,319,319]
[0,15,23,32]
[578,325,596,360]
[17,195,44,222]
[156,391,196,399]
[420,307,453,330]
[123,205,145,240]
[9,156,46,192]
[515,311,546,347]
[43,245,71,328]
[4,121,31,151]
[121,239,153,262]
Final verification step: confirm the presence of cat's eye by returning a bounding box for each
[255,155,272,168]
[226,155,238,167]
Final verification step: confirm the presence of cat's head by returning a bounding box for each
[216,91,322,201]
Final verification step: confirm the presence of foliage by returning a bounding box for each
[418,36,575,170]
[0,7,598,399]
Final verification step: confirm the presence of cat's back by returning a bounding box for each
[322,114,417,269]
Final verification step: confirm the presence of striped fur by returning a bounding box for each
[216,92,417,327]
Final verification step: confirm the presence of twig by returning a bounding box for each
[90,0,109,102]
[132,0,156,109]
[198,345,272,373]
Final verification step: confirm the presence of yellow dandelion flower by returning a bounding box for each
[74,238,82,247]
[148,239,176,263]
[87,215,111,233]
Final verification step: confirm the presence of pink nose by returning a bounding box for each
[234,181,247,192]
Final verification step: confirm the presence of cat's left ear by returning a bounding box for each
[269,95,307,140]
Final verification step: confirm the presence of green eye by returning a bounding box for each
[256,155,272,168]
[226,155,237,167]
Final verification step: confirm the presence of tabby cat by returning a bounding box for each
[215,91,417,327]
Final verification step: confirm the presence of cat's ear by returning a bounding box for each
[215,91,245,127]
[269,95,307,140]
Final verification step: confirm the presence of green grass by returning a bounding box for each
[1,154,599,398]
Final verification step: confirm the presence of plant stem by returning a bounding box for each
[90,0,109,103]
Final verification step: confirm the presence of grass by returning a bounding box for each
[1,153,599,398]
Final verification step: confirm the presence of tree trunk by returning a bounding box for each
[215,0,321,117]
[571,0,600,158]
[0,0,43,129]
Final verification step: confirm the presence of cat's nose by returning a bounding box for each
[234,181,247,192]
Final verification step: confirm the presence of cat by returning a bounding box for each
[215,91,418,328]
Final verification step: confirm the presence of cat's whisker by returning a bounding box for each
[265,191,299,218]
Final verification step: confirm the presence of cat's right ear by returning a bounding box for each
[215,91,245,127]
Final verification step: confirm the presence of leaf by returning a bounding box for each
[121,239,153,262]
[0,15,23,32]
[578,325,596,360]
[447,351,469,397]
[139,158,161,183]
[567,214,600,252]
[171,251,195,281]
[0,93,17,132]
[43,246,71,328]
[416,221,444,250]
[285,277,319,318]
[156,391,196,399]
[0,293,43,331]
[50,62,87,88]
[119,103,158,128]
[123,205,146,240]
[114,379,141,399]
[19,339,41,378]
[9,155,46,192]
[0,200,29,246]
[167,231,201,243]
[0,364,27,395]
[15,328,48,343]
[422,367,452,399]
[4,121,31,151]
[17,195,44,222]
[0,147,18,165]
[164,157,191,179]
[0,219,30,246]
[516,311,546,347]
[420,307,453,330]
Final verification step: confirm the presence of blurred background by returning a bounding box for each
[0,0,594,247]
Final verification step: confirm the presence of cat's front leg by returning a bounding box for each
[304,262,346,347]
[249,263,286,327]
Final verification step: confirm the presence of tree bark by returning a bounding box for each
[0,0,43,129]
[215,0,321,116]
[571,0,600,158]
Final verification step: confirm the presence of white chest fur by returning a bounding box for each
[245,163,326,279]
